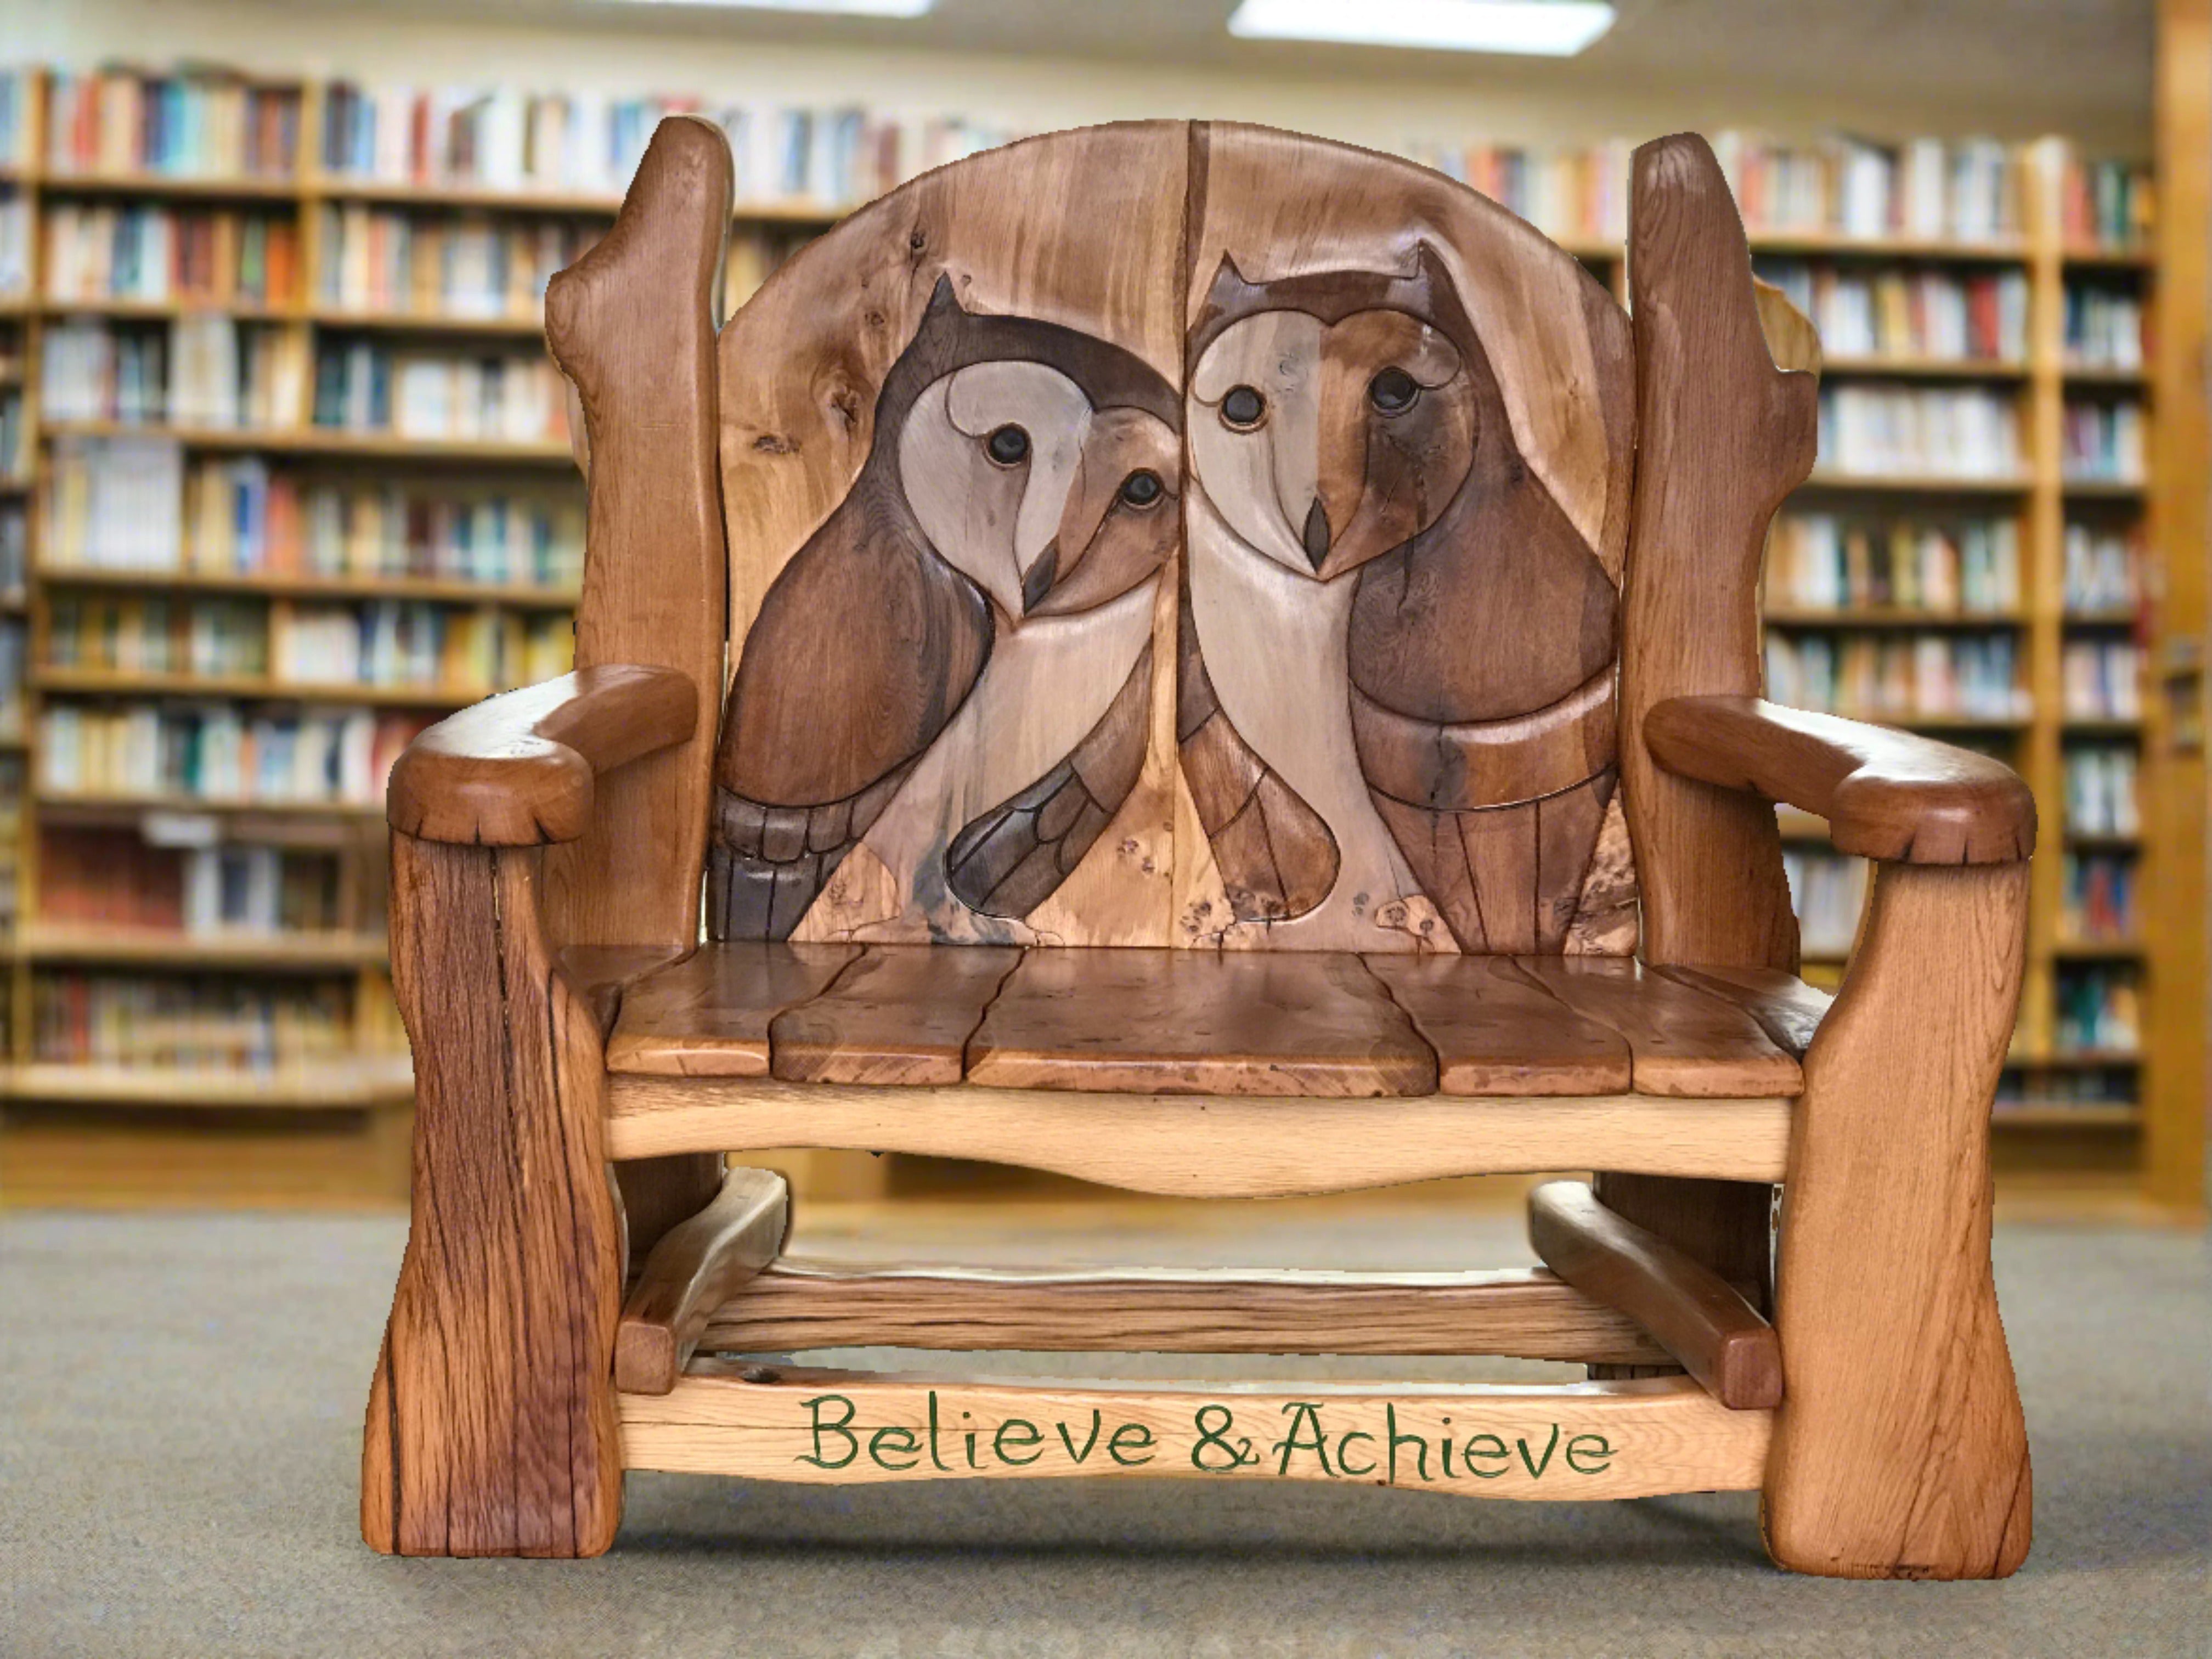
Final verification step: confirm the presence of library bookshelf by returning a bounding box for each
[0,65,2186,1209]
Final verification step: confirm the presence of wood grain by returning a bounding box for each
[1654,965,1833,1059]
[364,835,623,1557]
[1765,861,2033,1579]
[1528,1181,1781,1410]
[1646,696,2036,864]
[385,667,698,847]
[622,1371,1770,1502]
[1618,132,1816,973]
[543,114,732,952]
[696,1261,1671,1364]
[1363,952,1631,1096]
[964,947,1438,1096]
[769,944,1020,1085]
[605,1075,1794,1192]
[615,1166,789,1397]
[1511,957,1803,1098]
[605,943,860,1076]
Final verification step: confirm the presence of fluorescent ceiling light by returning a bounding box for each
[1228,0,1616,56]
[613,0,934,15]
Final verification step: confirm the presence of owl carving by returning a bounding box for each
[712,278,1180,941]
[1181,242,1624,952]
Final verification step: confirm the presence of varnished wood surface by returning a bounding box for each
[1654,965,1833,1059]
[621,1371,1771,1502]
[1364,953,1631,1096]
[1511,958,1803,1098]
[1766,861,2033,1579]
[1646,696,2036,864]
[364,835,623,1558]
[770,945,1020,1085]
[543,114,733,952]
[605,944,860,1076]
[385,667,699,847]
[695,1261,1670,1364]
[1527,1181,1781,1410]
[1618,132,1815,973]
[614,1167,789,1396]
[965,948,1437,1096]
[604,1075,1793,1192]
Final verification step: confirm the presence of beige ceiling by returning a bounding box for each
[267,0,2157,146]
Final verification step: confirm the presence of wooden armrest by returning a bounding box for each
[388,665,699,845]
[1644,695,2035,864]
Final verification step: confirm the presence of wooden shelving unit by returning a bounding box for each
[0,63,2190,1207]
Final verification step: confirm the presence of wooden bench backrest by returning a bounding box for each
[707,121,1647,954]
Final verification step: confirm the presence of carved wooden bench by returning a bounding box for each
[365,118,2037,1578]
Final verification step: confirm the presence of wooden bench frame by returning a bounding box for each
[363,120,2036,1579]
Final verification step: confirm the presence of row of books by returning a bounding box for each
[0,191,27,295]
[1,501,25,595]
[1996,1071,2136,1111]
[37,701,433,807]
[1814,385,2021,479]
[2061,400,2147,484]
[1714,132,2018,244]
[43,205,301,308]
[1401,140,1630,247]
[311,341,568,444]
[2062,523,2143,613]
[41,319,306,428]
[1754,259,2026,364]
[2061,157,2154,252]
[40,826,344,936]
[32,973,353,1069]
[44,70,302,180]
[0,756,19,941]
[2064,285,2146,371]
[2061,852,2136,945]
[42,440,586,588]
[272,603,572,694]
[314,205,591,321]
[44,595,267,678]
[318,82,1018,209]
[0,387,23,479]
[0,614,24,733]
[1764,632,2028,723]
[1782,848,1870,960]
[2056,964,2140,1054]
[2064,745,2140,837]
[2061,640,2144,721]
[1764,512,2020,614]
[0,70,31,168]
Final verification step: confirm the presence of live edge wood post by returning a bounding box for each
[1610,133,1819,1308]
[543,115,736,1260]
[1765,861,2033,1578]
[364,836,627,1557]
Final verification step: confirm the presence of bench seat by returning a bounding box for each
[603,945,1828,1101]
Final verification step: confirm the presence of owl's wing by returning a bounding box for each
[712,513,993,941]
[946,641,1152,918]
[1175,594,1338,923]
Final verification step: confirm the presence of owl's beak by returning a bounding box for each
[1020,540,1060,616]
[1301,499,1331,570]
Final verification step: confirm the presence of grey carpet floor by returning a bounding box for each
[1,1206,2205,1659]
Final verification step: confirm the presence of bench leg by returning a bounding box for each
[1763,861,2033,1579]
[363,835,626,1558]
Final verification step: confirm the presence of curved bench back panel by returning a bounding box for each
[710,121,1639,955]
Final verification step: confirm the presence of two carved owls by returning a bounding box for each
[712,243,1633,955]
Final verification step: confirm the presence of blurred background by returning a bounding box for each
[0,0,2202,1224]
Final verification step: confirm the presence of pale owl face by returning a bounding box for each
[901,360,1178,624]
[1189,307,1476,583]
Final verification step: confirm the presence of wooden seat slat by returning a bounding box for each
[771,945,1022,1086]
[605,941,860,1076]
[1508,957,1804,1097]
[1365,952,1633,1096]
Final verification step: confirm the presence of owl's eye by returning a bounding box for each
[1119,470,1164,509]
[1220,385,1266,431]
[1369,367,1419,414]
[985,424,1030,466]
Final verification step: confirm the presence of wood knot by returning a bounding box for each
[752,433,797,455]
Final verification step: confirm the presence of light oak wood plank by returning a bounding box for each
[614,1167,789,1397]
[1364,953,1632,1096]
[966,947,1437,1096]
[606,944,861,1077]
[1510,957,1803,1098]
[696,1260,1671,1364]
[769,945,1022,1085]
[604,1076,1791,1191]
[620,1371,1770,1502]
[1527,1181,1781,1410]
